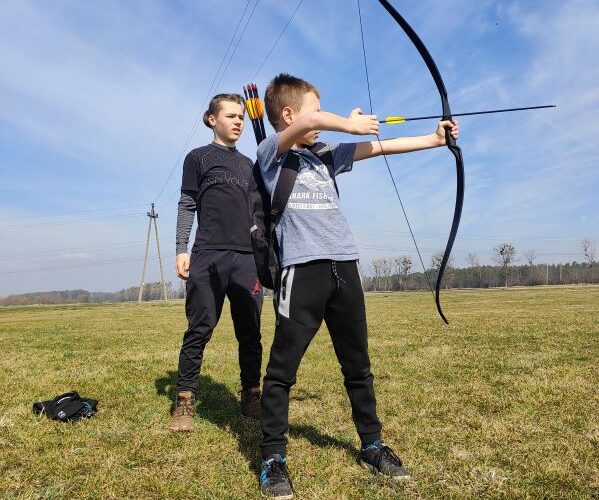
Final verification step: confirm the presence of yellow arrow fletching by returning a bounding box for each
[255,98,264,118]
[246,98,258,120]
[383,116,406,124]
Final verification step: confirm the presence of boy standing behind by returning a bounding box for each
[256,74,458,498]
[169,94,263,432]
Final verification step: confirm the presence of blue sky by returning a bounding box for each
[1,0,598,295]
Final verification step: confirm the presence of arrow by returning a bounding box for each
[380,104,556,124]
[243,83,267,143]
[243,85,260,140]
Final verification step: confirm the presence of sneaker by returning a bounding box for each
[359,441,411,480]
[240,387,261,420]
[260,454,293,499]
[167,391,195,432]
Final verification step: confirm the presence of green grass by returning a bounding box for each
[1,286,598,499]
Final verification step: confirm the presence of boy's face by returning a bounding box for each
[293,91,321,146]
[209,101,244,144]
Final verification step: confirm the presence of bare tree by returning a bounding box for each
[399,255,412,290]
[431,251,443,271]
[431,250,455,289]
[177,280,187,299]
[466,253,479,268]
[392,256,402,290]
[466,252,482,287]
[380,258,392,291]
[371,258,383,291]
[524,249,536,266]
[582,237,597,283]
[493,243,516,287]
[524,249,537,285]
[582,238,596,265]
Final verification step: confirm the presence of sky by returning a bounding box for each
[1,0,598,296]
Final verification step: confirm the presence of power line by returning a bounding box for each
[359,245,585,257]
[251,0,304,81]
[0,241,146,262]
[0,203,148,223]
[153,0,255,206]
[0,213,145,232]
[212,0,260,92]
[159,0,305,209]
[1,246,586,278]
[0,253,176,277]
[353,229,597,242]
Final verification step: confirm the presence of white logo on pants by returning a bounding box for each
[278,266,296,318]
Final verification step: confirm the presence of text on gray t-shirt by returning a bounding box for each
[256,133,360,268]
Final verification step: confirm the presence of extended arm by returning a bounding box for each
[353,119,459,161]
[277,109,379,155]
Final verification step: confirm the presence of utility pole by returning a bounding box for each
[138,203,168,302]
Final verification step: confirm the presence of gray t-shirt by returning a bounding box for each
[257,133,360,268]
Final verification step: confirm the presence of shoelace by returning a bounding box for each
[264,458,287,483]
[174,398,194,417]
[379,444,403,468]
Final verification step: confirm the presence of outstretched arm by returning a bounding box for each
[353,119,459,161]
[277,109,379,155]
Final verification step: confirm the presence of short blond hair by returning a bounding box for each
[264,74,320,130]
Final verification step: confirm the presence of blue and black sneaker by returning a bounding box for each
[359,441,411,480]
[260,454,293,499]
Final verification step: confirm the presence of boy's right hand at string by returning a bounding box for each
[348,108,379,135]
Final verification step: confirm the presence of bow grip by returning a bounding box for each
[442,114,457,148]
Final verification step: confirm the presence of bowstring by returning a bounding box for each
[356,0,436,301]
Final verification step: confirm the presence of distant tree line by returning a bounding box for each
[363,238,598,291]
[1,238,596,305]
[0,281,187,306]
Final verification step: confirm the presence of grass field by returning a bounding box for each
[1,286,598,499]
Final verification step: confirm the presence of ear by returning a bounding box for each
[281,105,294,126]
[208,114,217,127]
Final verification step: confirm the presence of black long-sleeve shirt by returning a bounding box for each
[175,142,253,254]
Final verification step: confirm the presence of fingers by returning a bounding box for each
[175,256,190,280]
[350,110,379,135]
[450,118,459,139]
[363,115,379,135]
[180,263,189,279]
[439,119,459,140]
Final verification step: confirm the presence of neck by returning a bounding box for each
[213,135,235,148]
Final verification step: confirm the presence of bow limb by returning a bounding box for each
[376,0,465,324]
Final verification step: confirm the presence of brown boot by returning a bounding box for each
[168,391,195,432]
[240,387,261,420]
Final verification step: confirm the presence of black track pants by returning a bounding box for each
[176,249,263,394]
[261,259,381,458]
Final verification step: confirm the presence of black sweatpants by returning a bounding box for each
[176,249,263,395]
[261,259,381,458]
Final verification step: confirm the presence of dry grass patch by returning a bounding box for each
[0,287,597,498]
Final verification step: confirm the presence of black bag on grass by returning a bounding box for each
[33,391,98,422]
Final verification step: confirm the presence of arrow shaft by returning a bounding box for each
[381,104,556,123]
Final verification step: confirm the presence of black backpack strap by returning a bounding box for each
[270,151,301,227]
[310,142,338,196]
